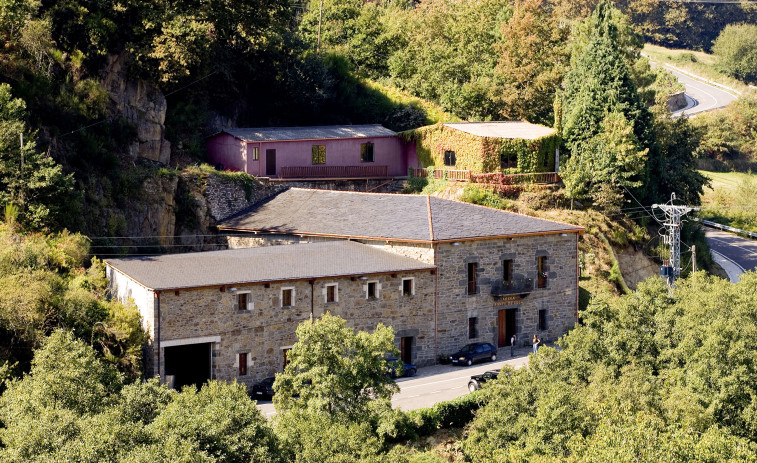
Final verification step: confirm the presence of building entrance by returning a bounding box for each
[164,342,211,390]
[497,309,517,348]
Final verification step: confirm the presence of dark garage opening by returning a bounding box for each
[164,342,211,390]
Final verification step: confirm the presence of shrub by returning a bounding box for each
[713,23,757,82]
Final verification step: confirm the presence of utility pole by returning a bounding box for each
[653,193,699,288]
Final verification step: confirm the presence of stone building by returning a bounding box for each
[106,241,435,389]
[218,188,583,364]
[107,188,583,387]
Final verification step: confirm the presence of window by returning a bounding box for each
[503,259,513,284]
[402,278,414,296]
[326,284,337,303]
[538,309,547,331]
[236,292,252,311]
[282,347,292,369]
[537,256,548,289]
[444,150,456,166]
[281,287,294,307]
[467,262,478,294]
[312,145,326,164]
[468,317,478,339]
[367,281,379,300]
[251,146,259,161]
[360,142,374,162]
[238,352,248,376]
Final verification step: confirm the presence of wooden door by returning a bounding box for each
[266,149,276,176]
[401,337,412,364]
[498,310,508,347]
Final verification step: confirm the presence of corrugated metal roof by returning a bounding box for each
[218,188,583,242]
[221,125,396,142]
[105,241,434,291]
[443,122,555,140]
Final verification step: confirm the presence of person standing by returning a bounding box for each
[532,334,539,354]
[510,333,517,357]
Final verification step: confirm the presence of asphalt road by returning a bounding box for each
[255,345,532,418]
[666,66,738,117]
[705,228,757,280]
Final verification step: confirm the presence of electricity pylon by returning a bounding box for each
[653,193,699,288]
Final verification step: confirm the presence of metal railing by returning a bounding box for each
[490,278,534,296]
[280,165,389,179]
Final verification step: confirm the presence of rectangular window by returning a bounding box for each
[282,288,294,307]
[467,262,478,295]
[537,256,547,289]
[312,145,326,164]
[503,259,513,284]
[238,352,248,376]
[251,146,259,161]
[468,317,478,339]
[402,278,414,296]
[326,284,337,303]
[360,142,374,162]
[236,292,252,311]
[282,347,291,369]
[367,281,378,299]
[444,150,456,166]
[538,309,547,331]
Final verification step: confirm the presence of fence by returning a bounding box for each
[409,168,560,185]
[280,165,389,179]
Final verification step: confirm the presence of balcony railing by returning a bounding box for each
[280,165,389,179]
[491,278,534,296]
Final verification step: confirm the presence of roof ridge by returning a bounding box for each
[426,195,434,241]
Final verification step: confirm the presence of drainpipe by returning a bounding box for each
[310,279,315,321]
[154,291,161,381]
[434,243,438,362]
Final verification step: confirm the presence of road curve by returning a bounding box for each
[705,228,757,281]
[666,66,739,117]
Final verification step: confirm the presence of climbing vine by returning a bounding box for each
[401,124,558,174]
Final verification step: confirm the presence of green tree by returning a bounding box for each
[561,0,652,206]
[713,23,757,83]
[273,313,398,421]
[495,0,569,125]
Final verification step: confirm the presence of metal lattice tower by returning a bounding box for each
[653,194,699,287]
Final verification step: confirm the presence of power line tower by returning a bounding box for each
[653,193,699,287]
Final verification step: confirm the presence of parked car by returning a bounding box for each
[468,369,500,392]
[249,376,276,399]
[449,342,497,366]
[386,357,417,378]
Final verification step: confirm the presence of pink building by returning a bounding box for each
[206,125,415,178]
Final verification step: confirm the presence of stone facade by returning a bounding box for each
[147,269,435,385]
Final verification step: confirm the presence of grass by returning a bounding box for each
[363,79,462,124]
[643,44,750,94]
[698,170,757,233]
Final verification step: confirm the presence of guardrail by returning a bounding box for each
[696,218,757,240]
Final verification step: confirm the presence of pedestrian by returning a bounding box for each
[510,333,517,357]
[532,334,539,354]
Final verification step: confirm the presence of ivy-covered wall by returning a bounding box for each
[401,124,558,174]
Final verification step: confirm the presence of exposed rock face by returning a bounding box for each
[131,175,179,248]
[101,53,171,164]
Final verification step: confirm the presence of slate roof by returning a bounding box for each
[219,125,396,142]
[218,188,583,242]
[105,241,434,291]
[443,122,555,140]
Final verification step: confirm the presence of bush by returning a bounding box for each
[713,23,757,82]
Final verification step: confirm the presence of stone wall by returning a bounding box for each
[434,234,578,356]
[153,269,436,385]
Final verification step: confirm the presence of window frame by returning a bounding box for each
[366,280,380,300]
[281,287,295,307]
[468,317,478,339]
[311,145,326,164]
[401,278,414,297]
[325,283,338,303]
[251,146,260,161]
[537,256,548,289]
[503,259,513,284]
[444,150,456,166]
[360,142,375,163]
[236,291,253,312]
[467,262,478,295]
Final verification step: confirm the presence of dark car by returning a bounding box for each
[386,357,417,378]
[449,342,497,366]
[249,376,275,399]
[468,369,500,392]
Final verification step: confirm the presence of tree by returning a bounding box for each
[561,0,652,206]
[273,313,398,421]
[495,0,569,126]
[0,84,74,231]
[713,23,757,83]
